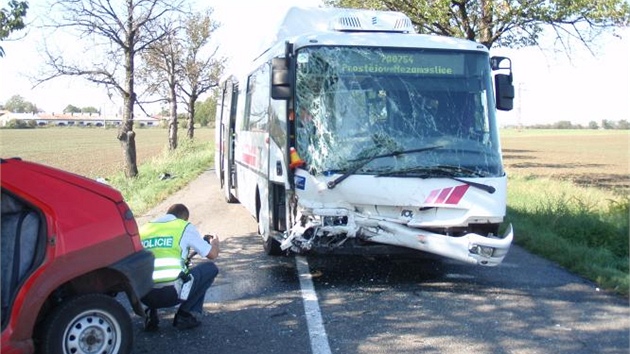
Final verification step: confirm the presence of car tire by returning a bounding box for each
[39,293,133,354]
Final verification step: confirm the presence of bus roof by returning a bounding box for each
[255,7,487,58]
[228,6,488,81]
[274,6,417,41]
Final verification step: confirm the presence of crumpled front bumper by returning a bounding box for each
[281,208,513,266]
[360,219,513,266]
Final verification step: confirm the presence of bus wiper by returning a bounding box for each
[326,145,444,189]
[377,165,496,194]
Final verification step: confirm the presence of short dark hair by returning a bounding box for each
[167,204,189,220]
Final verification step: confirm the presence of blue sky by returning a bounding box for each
[0,0,628,126]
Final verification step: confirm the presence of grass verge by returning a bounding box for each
[506,173,629,296]
[107,138,213,216]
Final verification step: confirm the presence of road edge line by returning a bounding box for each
[296,256,332,354]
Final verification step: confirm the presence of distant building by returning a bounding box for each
[0,111,164,127]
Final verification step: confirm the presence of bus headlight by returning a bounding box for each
[469,244,495,257]
[323,215,348,226]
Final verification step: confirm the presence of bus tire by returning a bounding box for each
[258,207,282,256]
[223,169,237,203]
[224,188,237,203]
[263,234,283,256]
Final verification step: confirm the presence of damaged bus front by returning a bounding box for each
[218,7,515,266]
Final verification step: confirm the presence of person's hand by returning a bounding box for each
[205,234,220,259]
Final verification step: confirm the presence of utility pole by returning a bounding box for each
[517,82,524,130]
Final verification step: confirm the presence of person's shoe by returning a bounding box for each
[144,308,159,332]
[173,310,201,330]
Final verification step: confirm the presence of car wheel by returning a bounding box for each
[39,293,133,354]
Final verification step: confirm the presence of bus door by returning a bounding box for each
[222,81,238,203]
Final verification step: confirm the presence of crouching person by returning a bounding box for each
[140,203,220,331]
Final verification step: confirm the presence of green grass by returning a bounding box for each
[506,174,629,296]
[107,137,214,216]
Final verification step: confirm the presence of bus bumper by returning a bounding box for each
[361,221,513,266]
[281,211,513,266]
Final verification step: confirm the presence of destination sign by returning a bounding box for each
[338,50,466,76]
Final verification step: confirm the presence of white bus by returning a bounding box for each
[215,7,515,266]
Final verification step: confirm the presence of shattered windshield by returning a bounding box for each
[294,46,504,178]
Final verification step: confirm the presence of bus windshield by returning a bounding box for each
[294,46,504,178]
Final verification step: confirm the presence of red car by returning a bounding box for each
[1,158,154,354]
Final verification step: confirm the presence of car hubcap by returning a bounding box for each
[64,310,120,354]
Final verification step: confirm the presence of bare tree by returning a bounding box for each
[177,9,225,139]
[39,0,183,177]
[325,0,630,51]
[141,21,183,150]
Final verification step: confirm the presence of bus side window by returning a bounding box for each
[246,64,270,132]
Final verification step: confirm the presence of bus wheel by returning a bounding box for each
[223,170,237,203]
[263,234,283,256]
[259,208,282,256]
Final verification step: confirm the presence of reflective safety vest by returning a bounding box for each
[140,218,189,284]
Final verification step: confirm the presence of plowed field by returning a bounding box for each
[500,129,629,194]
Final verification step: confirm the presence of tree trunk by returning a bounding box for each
[118,0,138,178]
[168,81,178,150]
[479,0,494,49]
[118,92,138,178]
[187,95,196,139]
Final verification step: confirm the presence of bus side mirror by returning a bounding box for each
[495,74,514,111]
[271,58,291,100]
[490,56,515,111]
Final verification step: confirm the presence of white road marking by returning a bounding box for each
[296,256,332,354]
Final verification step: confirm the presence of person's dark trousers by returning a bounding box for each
[178,261,219,314]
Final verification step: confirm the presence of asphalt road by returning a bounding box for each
[129,169,629,354]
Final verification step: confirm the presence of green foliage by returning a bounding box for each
[0,0,28,57]
[602,119,616,129]
[3,118,35,129]
[506,174,629,296]
[82,106,99,114]
[552,120,574,129]
[178,9,225,130]
[108,137,213,216]
[61,105,100,114]
[3,94,38,113]
[325,0,630,49]
[64,104,81,114]
[194,94,217,127]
